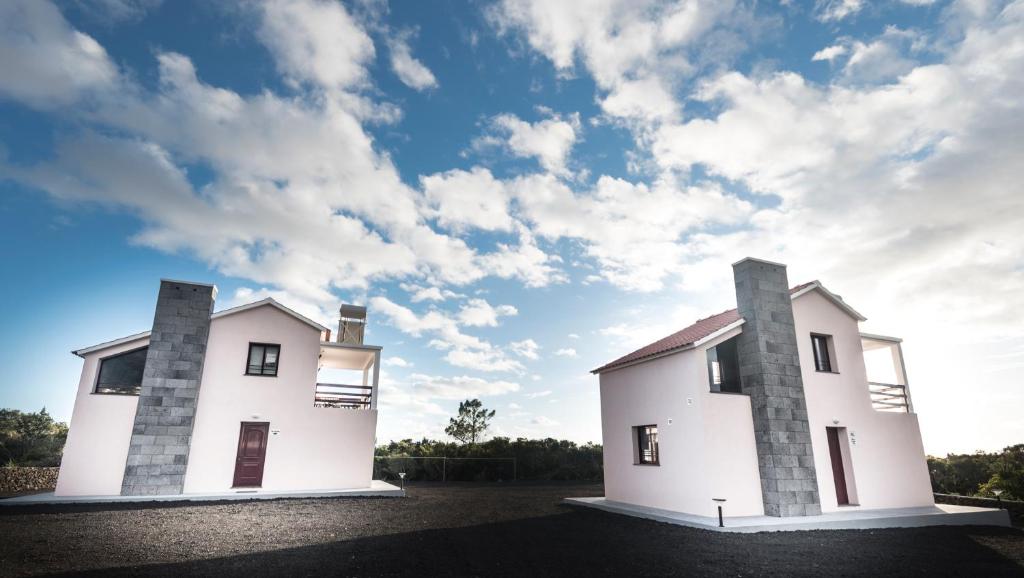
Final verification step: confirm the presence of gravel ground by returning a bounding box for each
[1,482,1022,577]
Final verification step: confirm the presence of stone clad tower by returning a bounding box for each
[733,258,821,517]
[121,280,216,496]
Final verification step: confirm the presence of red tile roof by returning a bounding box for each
[592,282,817,374]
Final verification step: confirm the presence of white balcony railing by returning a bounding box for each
[868,382,910,412]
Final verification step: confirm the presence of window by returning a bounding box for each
[246,343,280,376]
[95,347,148,395]
[634,425,659,465]
[706,336,742,393]
[811,334,836,373]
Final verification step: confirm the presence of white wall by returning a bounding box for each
[56,336,149,496]
[600,326,764,517]
[794,290,935,511]
[184,305,376,493]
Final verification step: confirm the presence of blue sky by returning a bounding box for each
[1,0,1022,454]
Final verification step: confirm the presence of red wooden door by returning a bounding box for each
[826,427,849,505]
[233,422,269,488]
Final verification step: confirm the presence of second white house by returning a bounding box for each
[591,257,934,519]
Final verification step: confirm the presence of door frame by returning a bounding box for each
[232,421,270,488]
[825,426,858,506]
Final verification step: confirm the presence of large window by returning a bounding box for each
[811,334,837,373]
[95,347,148,395]
[706,336,742,393]
[634,425,659,465]
[246,343,280,376]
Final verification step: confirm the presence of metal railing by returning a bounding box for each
[868,382,910,412]
[313,382,372,409]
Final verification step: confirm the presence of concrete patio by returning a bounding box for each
[0,480,403,505]
[564,497,1012,533]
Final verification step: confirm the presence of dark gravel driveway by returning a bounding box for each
[1,482,1022,576]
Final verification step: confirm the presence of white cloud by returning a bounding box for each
[508,402,522,410]
[525,390,552,398]
[75,0,162,22]
[0,0,119,108]
[410,373,520,400]
[812,44,848,62]
[531,416,560,427]
[477,111,580,176]
[488,0,741,124]
[400,283,463,303]
[568,333,580,339]
[457,298,518,327]
[369,296,524,373]
[841,27,921,85]
[511,173,752,291]
[509,338,541,360]
[257,0,376,91]
[554,347,578,358]
[388,31,438,90]
[421,167,514,232]
[477,223,568,288]
[384,356,412,368]
[814,0,865,22]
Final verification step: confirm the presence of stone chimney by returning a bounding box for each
[121,279,216,496]
[733,258,821,517]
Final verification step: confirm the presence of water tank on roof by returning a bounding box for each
[338,304,367,345]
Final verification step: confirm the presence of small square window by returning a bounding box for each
[811,334,837,373]
[634,425,659,465]
[246,343,280,376]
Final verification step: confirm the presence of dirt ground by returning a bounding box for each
[1,482,1022,577]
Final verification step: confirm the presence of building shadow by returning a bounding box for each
[42,508,1024,577]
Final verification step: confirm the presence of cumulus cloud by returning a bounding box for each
[488,0,741,124]
[814,0,865,22]
[384,356,412,368]
[400,283,463,303]
[457,298,518,327]
[510,174,752,291]
[257,0,376,91]
[509,338,541,359]
[388,30,438,90]
[474,111,580,176]
[421,167,514,232]
[0,0,119,108]
[812,43,848,62]
[554,348,578,358]
[410,373,520,399]
[369,296,525,373]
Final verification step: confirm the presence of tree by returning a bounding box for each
[0,407,69,466]
[444,399,495,445]
[984,444,1024,500]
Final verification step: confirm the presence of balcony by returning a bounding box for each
[317,341,381,410]
[314,383,372,409]
[861,333,914,413]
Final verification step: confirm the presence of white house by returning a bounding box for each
[56,279,382,497]
[591,258,935,520]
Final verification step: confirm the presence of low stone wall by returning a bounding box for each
[935,493,1023,526]
[0,467,59,496]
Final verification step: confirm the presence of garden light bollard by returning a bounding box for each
[712,498,726,528]
[399,472,406,491]
[993,489,1003,507]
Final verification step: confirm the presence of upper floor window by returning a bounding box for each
[634,425,659,465]
[95,347,148,395]
[246,343,280,376]
[706,336,742,393]
[811,334,837,373]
